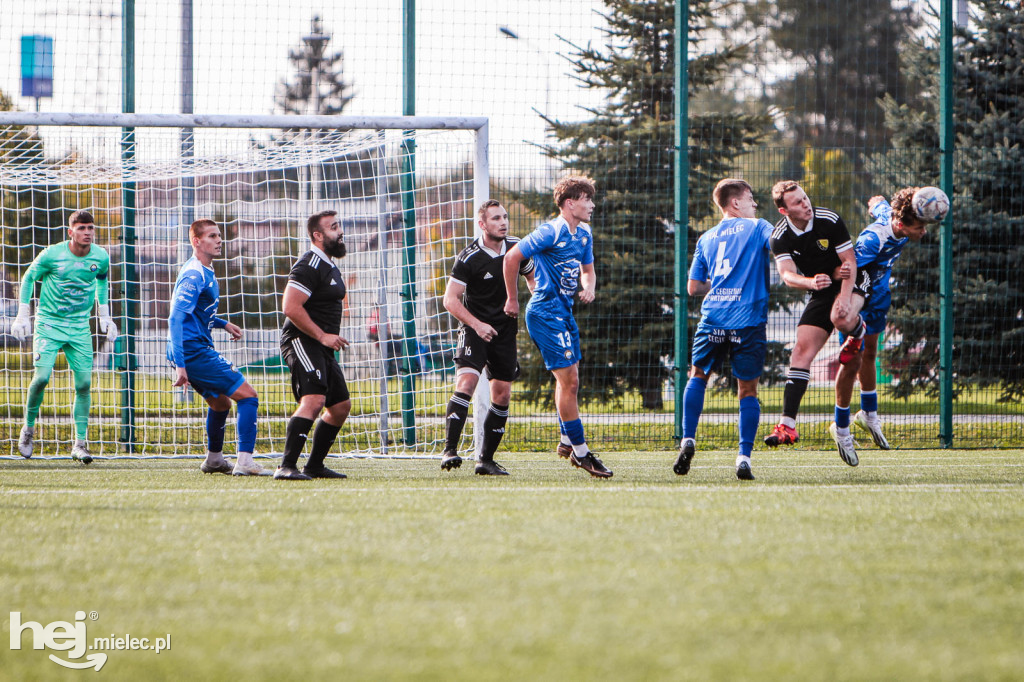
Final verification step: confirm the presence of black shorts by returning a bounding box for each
[798,270,871,333]
[454,320,521,382]
[281,336,350,406]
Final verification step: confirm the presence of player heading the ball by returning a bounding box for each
[842,188,930,451]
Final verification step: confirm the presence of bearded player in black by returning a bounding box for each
[274,210,352,481]
[764,181,869,467]
[440,200,535,475]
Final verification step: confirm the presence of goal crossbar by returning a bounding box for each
[0,112,490,207]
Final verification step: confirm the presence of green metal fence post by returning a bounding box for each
[120,0,138,452]
[939,0,954,448]
[399,0,418,446]
[673,0,690,443]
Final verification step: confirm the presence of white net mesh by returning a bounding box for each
[0,119,482,459]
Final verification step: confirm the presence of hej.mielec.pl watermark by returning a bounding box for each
[9,611,171,671]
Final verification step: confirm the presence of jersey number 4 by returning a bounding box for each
[715,242,733,277]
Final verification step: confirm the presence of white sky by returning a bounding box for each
[1,0,610,157]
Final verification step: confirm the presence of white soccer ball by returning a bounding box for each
[912,186,950,223]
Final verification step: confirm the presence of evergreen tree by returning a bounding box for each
[517,0,771,409]
[738,0,917,156]
[275,16,354,117]
[869,0,1024,399]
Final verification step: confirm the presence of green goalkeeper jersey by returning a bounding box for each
[19,241,111,326]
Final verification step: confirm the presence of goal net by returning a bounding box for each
[0,113,489,460]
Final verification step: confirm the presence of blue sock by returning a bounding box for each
[861,391,878,413]
[835,405,851,429]
[563,418,585,446]
[206,408,229,453]
[236,397,259,453]
[738,396,759,457]
[682,376,707,439]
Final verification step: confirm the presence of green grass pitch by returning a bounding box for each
[2,449,1023,680]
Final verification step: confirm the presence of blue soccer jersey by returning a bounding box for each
[689,217,774,329]
[855,198,909,316]
[517,215,594,316]
[166,257,228,367]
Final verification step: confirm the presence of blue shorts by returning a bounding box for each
[838,304,889,347]
[525,306,581,371]
[182,347,246,399]
[690,322,766,381]
[861,304,889,336]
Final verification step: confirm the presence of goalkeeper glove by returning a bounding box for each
[11,303,31,341]
[97,304,119,343]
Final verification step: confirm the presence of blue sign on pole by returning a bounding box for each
[21,35,54,99]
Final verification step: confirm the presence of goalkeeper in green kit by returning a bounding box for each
[12,210,118,463]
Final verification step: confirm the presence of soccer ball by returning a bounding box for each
[912,186,950,223]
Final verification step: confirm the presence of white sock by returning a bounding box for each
[571,442,590,457]
[867,411,879,421]
[560,434,572,446]
[836,426,851,437]
[236,451,254,467]
[205,450,224,462]
[781,416,797,429]
[736,454,751,467]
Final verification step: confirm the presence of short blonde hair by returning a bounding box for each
[190,219,218,243]
[713,179,753,211]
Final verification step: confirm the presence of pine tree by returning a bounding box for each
[516,0,771,409]
[275,16,354,117]
[869,0,1024,399]
[738,0,917,155]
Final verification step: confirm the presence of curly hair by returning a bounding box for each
[890,187,920,227]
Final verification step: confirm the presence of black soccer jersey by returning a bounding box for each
[770,207,853,277]
[281,246,347,345]
[450,237,534,326]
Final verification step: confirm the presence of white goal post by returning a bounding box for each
[0,112,494,460]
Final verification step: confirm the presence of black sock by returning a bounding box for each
[281,416,315,469]
[306,419,342,470]
[444,391,471,452]
[481,403,509,461]
[782,367,810,419]
[849,317,866,339]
